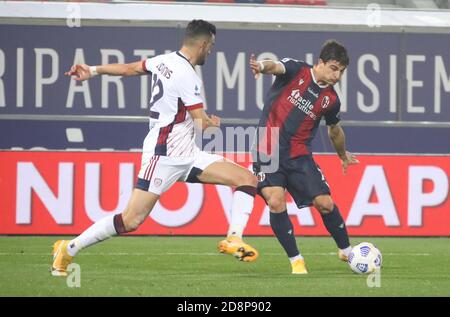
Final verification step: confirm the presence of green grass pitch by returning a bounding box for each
[1,236,450,297]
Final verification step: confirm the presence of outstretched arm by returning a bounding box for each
[328,123,359,175]
[64,61,146,81]
[249,54,285,79]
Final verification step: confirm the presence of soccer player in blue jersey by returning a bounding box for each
[249,40,359,274]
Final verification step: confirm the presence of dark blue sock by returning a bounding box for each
[320,205,350,249]
[269,211,299,258]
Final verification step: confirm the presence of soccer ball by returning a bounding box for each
[348,242,382,274]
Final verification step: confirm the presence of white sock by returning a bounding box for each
[227,190,255,238]
[289,254,304,263]
[340,246,352,257]
[67,214,117,256]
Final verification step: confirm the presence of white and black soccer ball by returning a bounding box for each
[348,242,382,274]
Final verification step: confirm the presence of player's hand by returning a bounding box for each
[249,54,262,79]
[209,115,221,127]
[64,64,92,81]
[341,151,359,175]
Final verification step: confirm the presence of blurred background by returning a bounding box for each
[0,0,449,236]
[1,0,449,153]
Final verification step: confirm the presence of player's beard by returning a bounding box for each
[197,56,206,65]
[197,51,209,66]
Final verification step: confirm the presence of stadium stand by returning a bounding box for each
[265,0,327,5]
[161,0,447,8]
[29,0,450,9]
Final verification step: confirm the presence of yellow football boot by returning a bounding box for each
[217,236,259,262]
[291,258,308,274]
[51,240,73,277]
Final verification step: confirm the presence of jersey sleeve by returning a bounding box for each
[279,58,307,81]
[179,74,204,110]
[142,58,152,73]
[324,98,341,126]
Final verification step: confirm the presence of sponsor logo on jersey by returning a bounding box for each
[287,89,317,120]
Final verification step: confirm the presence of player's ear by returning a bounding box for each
[198,37,207,50]
[203,41,208,51]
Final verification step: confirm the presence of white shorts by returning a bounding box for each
[136,151,224,195]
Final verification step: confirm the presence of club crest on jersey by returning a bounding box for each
[321,96,330,108]
[154,178,163,187]
[299,79,304,85]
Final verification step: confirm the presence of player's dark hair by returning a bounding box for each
[184,19,216,43]
[319,40,349,67]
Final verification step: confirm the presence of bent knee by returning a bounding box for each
[267,196,286,212]
[313,196,334,214]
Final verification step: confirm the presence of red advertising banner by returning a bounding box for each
[0,151,449,236]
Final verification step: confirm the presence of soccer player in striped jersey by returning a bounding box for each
[249,40,359,274]
[52,20,258,277]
